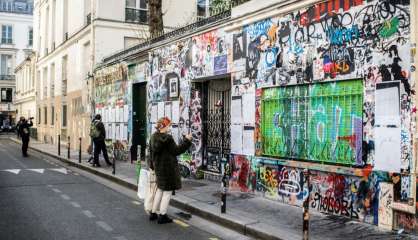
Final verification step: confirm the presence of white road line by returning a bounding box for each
[114,236,128,240]
[70,202,81,208]
[1,169,21,174]
[47,185,53,188]
[82,210,95,218]
[60,194,70,200]
[132,201,141,205]
[52,188,61,193]
[50,168,67,174]
[96,221,113,232]
[27,169,45,174]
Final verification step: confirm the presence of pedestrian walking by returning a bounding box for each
[89,114,112,167]
[17,116,33,157]
[148,117,192,224]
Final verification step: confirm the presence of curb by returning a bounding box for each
[10,137,282,240]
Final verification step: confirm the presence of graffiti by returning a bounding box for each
[261,79,363,165]
[190,90,203,172]
[311,192,359,219]
[395,211,417,234]
[229,155,255,192]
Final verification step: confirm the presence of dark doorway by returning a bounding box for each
[132,82,147,161]
[194,77,231,173]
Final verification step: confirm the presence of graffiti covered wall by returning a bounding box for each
[94,64,130,161]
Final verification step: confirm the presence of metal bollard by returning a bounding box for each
[58,135,61,156]
[221,157,228,214]
[112,154,115,175]
[67,136,70,159]
[303,169,311,240]
[78,137,82,163]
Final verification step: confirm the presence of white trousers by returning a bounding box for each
[151,188,171,215]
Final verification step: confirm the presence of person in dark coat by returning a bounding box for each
[17,116,33,157]
[91,114,112,167]
[149,117,192,224]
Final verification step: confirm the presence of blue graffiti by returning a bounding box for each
[326,25,360,46]
[244,19,273,38]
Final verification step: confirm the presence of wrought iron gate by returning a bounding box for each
[196,78,231,173]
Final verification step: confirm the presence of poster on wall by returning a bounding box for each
[374,126,401,172]
[151,104,158,123]
[214,55,228,75]
[172,101,180,123]
[157,102,165,120]
[231,96,242,124]
[242,93,255,125]
[243,126,255,155]
[123,105,129,122]
[231,124,243,154]
[375,82,400,125]
[169,78,178,98]
[165,102,172,120]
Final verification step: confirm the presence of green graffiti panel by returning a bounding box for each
[261,80,363,165]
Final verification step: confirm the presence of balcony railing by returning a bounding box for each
[0,75,15,80]
[0,2,33,15]
[125,8,147,24]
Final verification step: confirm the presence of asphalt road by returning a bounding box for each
[0,138,243,240]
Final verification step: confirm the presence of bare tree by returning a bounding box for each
[148,0,164,38]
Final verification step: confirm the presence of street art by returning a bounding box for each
[229,155,255,192]
[261,79,363,165]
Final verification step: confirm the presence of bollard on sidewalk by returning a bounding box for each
[67,136,70,159]
[58,135,61,156]
[221,157,229,214]
[78,137,82,163]
[303,169,311,240]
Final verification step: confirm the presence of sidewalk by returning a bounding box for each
[10,136,417,240]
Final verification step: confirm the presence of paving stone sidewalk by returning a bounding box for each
[9,136,418,240]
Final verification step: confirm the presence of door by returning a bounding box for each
[132,82,147,160]
[199,78,231,173]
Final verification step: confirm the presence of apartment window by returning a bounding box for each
[0,88,12,102]
[197,0,209,19]
[62,105,67,127]
[62,56,67,96]
[2,25,12,44]
[51,106,55,125]
[43,67,47,98]
[0,54,12,75]
[125,0,147,23]
[63,0,68,39]
[28,28,33,46]
[44,107,47,125]
[50,63,55,97]
[38,108,41,124]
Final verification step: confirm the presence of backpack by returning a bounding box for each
[89,121,100,139]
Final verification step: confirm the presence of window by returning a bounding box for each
[197,0,209,19]
[1,88,12,102]
[50,63,55,97]
[44,107,47,125]
[261,79,363,165]
[62,105,67,127]
[38,108,41,124]
[0,54,11,75]
[51,106,55,125]
[2,25,12,44]
[62,56,67,96]
[125,0,147,23]
[28,28,33,46]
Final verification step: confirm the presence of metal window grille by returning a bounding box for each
[261,79,363,165]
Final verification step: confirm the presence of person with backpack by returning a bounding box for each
[17,116,33,157]
[90,114,112,167]
[148,117,192,224]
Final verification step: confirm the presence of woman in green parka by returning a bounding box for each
[149,117,192,224]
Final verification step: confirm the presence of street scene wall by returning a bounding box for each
[107,0,417,230]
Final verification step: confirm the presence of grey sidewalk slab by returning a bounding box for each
[9,137,418,240]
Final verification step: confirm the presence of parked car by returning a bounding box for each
[1,125,15,132]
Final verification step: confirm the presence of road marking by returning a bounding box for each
[173,219,189,228]
[73,173,79,176]
[70,202,81,208]
[50,168,67,174]
[52,188,61,193]
[60,194,70,200]
[114,236,128,240]
[209,238,219,240]
[82,210,95,218]
[132,201,141,205]
[47,185,53,188]
[1,169,21,174]
[27,169,45,174]
[96,221,113,232]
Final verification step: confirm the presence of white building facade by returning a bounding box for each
[34,0,196,148]
[0,0,33,127]
[15,52,36,120]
